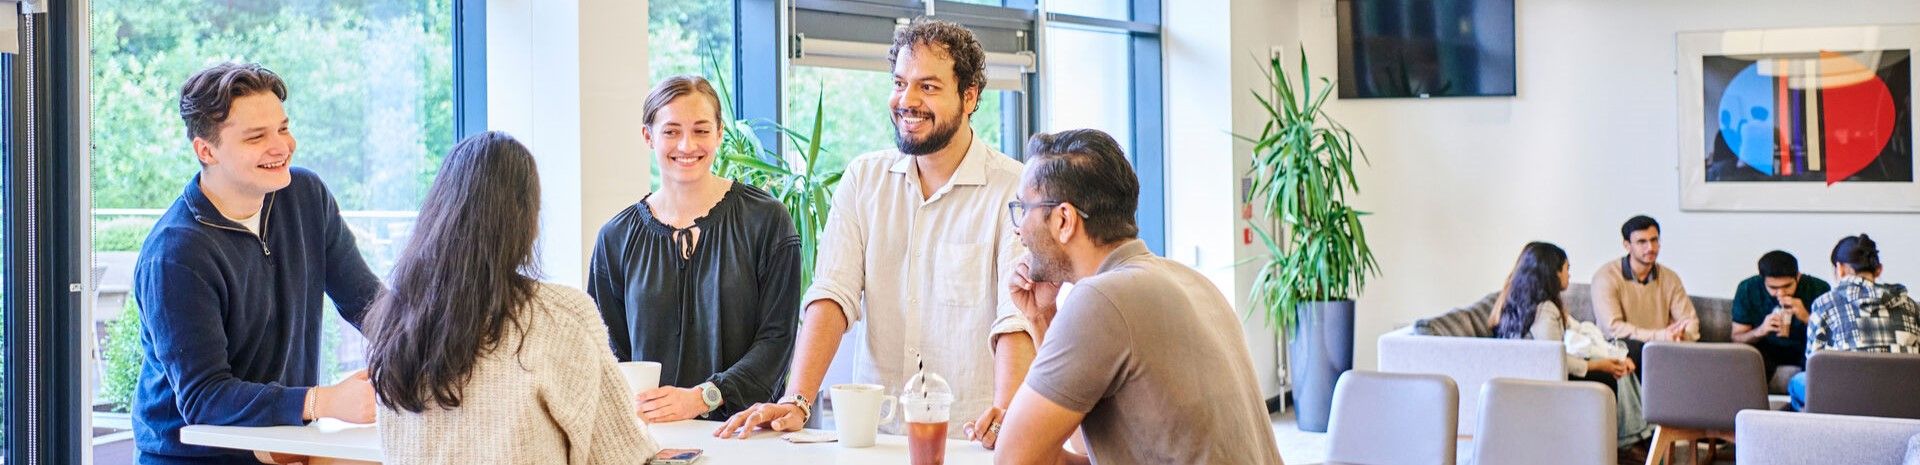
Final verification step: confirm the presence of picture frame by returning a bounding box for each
[1677,25,1920,212]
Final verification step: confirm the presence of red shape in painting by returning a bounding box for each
[1820,52,1898,185]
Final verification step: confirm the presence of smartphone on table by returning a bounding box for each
[649,448,704,465]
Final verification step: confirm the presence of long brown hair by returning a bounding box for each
[365,131,543,413]
[1491,241,1569,339]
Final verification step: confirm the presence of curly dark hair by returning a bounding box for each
[888,17,988,116]
[178,62,288,144]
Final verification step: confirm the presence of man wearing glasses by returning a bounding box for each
[995,129,1284,465]
[717,18,1036,449]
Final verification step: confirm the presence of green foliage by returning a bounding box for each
[1244,49,1381,335]
[703,56,845,290]
[95,218,157,252]
[101,299,145,412]
[88,0,455,388]
[88,0,455,211]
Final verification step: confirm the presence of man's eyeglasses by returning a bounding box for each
[1008,200,1090,227]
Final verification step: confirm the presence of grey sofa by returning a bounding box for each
[1560,283,1734,343]
[1377,284,1735,435]
[1408,283,1732,342]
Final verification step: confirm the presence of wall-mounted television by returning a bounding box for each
[1336,0,1517,98]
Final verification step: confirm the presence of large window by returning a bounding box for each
[649,0,734,86]
[1042,25,1134,158]
[785,66,1008,173]
[787,0,1034,162]
[1040,0,1164,253]
[646,0,734,191]
[644,0,1160,250]
[85,0,457,461]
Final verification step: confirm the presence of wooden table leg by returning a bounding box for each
[1645,425,1671,465]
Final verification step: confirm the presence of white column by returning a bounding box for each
[1163,0,1300,398]
[487,0,651,286]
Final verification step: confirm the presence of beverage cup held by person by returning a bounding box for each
[830,384,895,448]
[1771,307,1793,337]
[617,361,661,398]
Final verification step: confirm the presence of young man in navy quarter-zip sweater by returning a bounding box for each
[131,62,384,465]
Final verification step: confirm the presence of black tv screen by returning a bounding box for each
[1336,0,1517,98]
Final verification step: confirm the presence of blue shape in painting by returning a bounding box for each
[1717,63,1777,175]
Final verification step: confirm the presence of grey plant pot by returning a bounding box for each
[1288,300,1355,433]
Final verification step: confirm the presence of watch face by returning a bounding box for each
[704,386,722,403]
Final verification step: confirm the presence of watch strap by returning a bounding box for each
[696,382,723,411]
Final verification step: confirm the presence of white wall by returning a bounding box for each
[1165,0,1301,397]
[1278,0,1920,371]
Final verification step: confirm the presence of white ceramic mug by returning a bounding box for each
[617,361,661,396]
[831,384,896,448]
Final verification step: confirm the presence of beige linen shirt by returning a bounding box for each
[802,130,1032,435]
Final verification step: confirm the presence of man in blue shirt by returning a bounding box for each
[132,62,384,464]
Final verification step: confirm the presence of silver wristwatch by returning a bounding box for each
[777,393,812,423]
[696,382,723,412]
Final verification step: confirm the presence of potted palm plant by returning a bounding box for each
[1244,48,1380,433]
[702,58,843,288]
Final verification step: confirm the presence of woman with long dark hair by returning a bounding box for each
[1491,242,1635,386]
[366,131,658,463]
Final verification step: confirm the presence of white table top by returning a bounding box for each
[182,418,995,464]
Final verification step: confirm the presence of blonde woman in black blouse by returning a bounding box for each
[588,75,803,422]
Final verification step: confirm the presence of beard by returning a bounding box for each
[1025,236,1070,282]
[893,107,965,155]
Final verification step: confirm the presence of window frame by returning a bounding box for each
[780,0,1038,157]
[455,0,488,139]
[753,0,1165,253]
[5,0,492,460]
[7,0,91,462]
[1041,0,1164,254]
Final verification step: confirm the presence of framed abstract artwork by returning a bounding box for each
[1678,25,1920,212]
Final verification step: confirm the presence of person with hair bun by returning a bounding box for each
[1786,234,1920,410]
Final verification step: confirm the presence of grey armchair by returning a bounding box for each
[1471,378,1616,465]
[1325,370,1459,465]
[1641,342,1769,465]
[1806,351,1920,420]
[1736,410,1920,465]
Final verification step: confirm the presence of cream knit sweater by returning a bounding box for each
[377,283,661,464]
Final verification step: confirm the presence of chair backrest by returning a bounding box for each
[1471,378,1616,465]
[1736,410,1920,465]
[1807,351,1920,419]
[1326,370,1459,465]
[1642,342,1769,430]
[1377,328,1564,435]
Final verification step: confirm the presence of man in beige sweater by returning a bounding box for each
[1591,215,1699,372]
